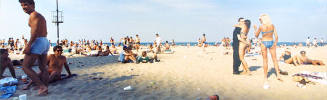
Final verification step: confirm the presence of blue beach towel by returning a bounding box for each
[0,86,16,99]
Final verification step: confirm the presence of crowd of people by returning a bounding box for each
[1,0,326,98]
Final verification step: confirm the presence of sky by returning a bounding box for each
[0,0,326,42]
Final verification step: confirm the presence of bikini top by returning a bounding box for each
[283,54,291,60]
[261,30,274,35]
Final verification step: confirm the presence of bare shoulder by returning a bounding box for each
[48,54,54,59]
[60,56,67,60]
[30,11,45,20]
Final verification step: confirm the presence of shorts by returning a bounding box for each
[30,37,50,55]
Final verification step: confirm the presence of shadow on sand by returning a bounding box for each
[249,66,261,71]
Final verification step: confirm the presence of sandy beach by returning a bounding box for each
[2,46,327,100]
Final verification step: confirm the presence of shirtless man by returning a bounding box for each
[47,46,72,82]
[19,0,50,95]
[297,51,325,66]
[24,46,72,90]
[0,49,16,78]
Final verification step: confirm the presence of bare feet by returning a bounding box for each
[22,85,30,90]
[23,81,33,90]
[38,86,48,96]
[240,71,251,75]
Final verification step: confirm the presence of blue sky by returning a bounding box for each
[0,0,326,42]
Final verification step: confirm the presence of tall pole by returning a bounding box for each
[56,0,60,44]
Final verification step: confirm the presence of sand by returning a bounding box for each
[2,46,327,100]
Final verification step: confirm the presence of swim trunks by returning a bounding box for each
[30,37,50,55]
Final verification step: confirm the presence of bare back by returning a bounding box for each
[260,24,275,41]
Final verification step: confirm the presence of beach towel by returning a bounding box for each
[0,86,16,99]
[293,71,327,85]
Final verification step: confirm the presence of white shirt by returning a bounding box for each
[306,39,310,44]
[156,37,161,45]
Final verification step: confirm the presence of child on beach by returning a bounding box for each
[136,51,153,63]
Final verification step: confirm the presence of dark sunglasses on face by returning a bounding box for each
[57,50,63,52]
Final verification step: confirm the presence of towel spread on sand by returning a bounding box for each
[293,71,327,85]
[0,86,16,99]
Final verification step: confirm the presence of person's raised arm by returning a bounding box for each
[63,57,72,76]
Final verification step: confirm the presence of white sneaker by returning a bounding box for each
[263,82,270,89]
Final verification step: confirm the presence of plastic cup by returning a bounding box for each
[19,94,27,100]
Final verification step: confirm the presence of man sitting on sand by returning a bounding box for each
[297,51,325,66]
[101,46,114,56]
[24,46,72,90]
[164,41,174,54]
[0,49,16,78]
[119,46,136,63]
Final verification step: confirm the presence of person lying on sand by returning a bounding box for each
[23,45,72,90]
[297,51,325,66]
[279,50,301,66]
[0,49,16,78]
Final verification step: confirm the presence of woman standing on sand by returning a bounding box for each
[254,14,282,89]
[237,19,251,75]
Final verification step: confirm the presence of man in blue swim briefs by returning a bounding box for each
[19,0,49,95]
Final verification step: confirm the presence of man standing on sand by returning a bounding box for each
[155,33,162,53]
[201,33,207,51]
[19,0,49,95]
[232,17,244,75]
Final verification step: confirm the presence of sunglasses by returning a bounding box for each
[56,50,63,52]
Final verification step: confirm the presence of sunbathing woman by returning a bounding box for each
[254,14,283,88]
